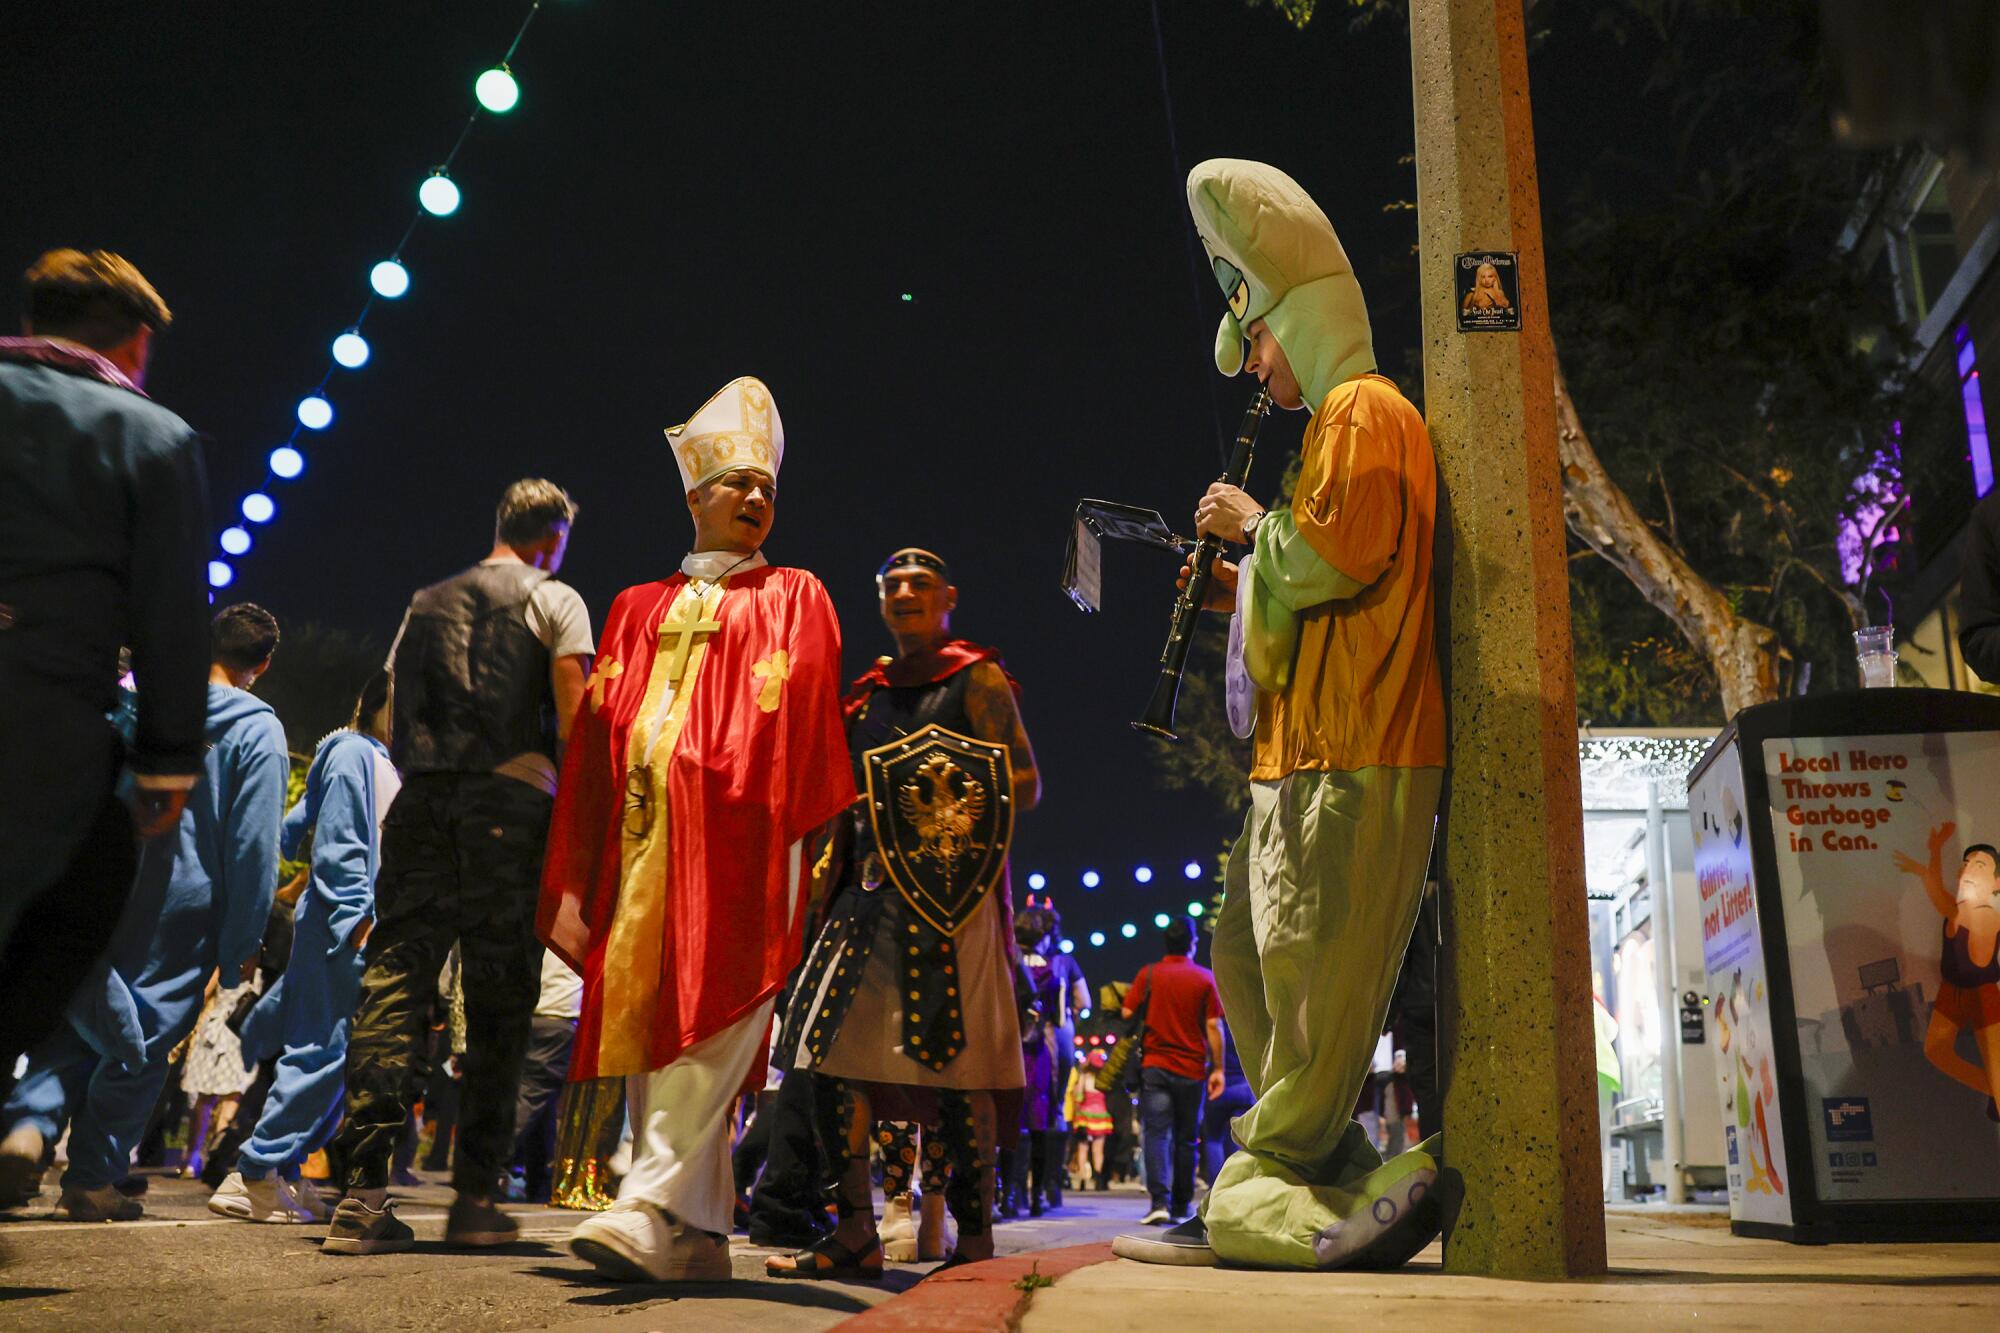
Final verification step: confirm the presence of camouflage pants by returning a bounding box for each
[334,773,550,1194]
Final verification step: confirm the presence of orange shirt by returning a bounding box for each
[1250,374,1446,780]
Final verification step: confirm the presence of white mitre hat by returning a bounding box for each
[665,375,784,492]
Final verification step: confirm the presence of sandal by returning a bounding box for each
[765,1231,884,1280]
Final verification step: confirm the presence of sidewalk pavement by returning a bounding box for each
[984,1207,2000,1332]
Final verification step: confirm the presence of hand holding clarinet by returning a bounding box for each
[1177,482,1265,611]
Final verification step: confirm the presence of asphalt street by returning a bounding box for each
[0,1169,1150,1331]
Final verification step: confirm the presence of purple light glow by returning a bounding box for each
[1961,324,1994,497]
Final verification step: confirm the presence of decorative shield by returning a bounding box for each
[862,722,1014,937]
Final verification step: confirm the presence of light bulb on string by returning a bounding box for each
[297,396,333,431]
[476,65,520,113]
[242,493,276,524]
[208,560,234,589]
[1154,912,1171,929]
[270,446,305,479]
[1183,860,1203,880]
[1134,865,1153,884]
[1081,870,1100,889]
[1188,901,1205,917]
[332,331,370,369]
[1058,939,1075,955]
[419,170,461,217]
[220,527,252,556]
[1027,873,1046,891]
[1120,923,1138,939]
[370,260,410,299]
[1089,931,1106,947]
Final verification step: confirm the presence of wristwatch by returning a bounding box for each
[1241,508,1267,548]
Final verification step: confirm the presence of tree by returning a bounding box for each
[252,621,386,755]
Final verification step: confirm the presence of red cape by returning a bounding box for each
[539,565,855,1078]
[840,638,1018,720]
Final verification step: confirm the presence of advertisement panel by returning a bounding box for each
[1690,742,1795,1227]
[1760,731,2000,1202]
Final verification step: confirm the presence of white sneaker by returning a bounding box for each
[208,1172,311,1223]
[58,1183,143,1222]
[278,1175,331,1222]
[570,1201,732,1282]
[1139,1206,1172,1225]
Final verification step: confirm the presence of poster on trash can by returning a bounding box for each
[1760,731,2000,1203]
[1691,742,1795,1228]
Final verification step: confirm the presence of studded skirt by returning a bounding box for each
[800,887,1023,1093]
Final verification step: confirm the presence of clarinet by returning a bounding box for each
[1132,385,1273,740]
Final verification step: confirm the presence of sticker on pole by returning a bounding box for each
[1455,251,1521,332]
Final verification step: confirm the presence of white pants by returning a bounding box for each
[615,999,775,1235]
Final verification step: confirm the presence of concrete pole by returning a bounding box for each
[1647,780,1688,1204]
[1410,0,1608,1277]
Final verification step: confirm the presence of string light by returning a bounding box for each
[1183,861,1203,880]
[476,65,520,113]
[1059,939,1075,954]
[1027,872,1046,891]
[1121,923,1137,939]
[370,260,410,299]
[1134,865,1153,883]
[1082,870,1101,888]
[331,331,370,369]
[1153,912,1170,929]
[418,170,461,217]
[1187,900,1205,917]
[1089,931,1106,947]
[211,0,552,582]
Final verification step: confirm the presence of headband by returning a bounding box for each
[876,547,951,583]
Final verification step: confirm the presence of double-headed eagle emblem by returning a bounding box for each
[864,723,1014,936]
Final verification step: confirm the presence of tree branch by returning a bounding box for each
[1554,351,1785,716]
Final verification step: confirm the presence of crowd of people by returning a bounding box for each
[5,155,1457,1283]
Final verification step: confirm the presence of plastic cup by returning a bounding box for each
[1854,626,1897,688]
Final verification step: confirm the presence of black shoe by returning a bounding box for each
[748,1222,831,1250]
[1112,1213,1216,1267]
[112,1175,149,1197]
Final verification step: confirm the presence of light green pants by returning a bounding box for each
[1205,764,1444,1269]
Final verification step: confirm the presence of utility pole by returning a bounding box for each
[1410,0,1609,1277]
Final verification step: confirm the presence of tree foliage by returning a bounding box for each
[252,621,386,755]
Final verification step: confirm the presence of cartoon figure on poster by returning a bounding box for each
[1715,969,1785,1196]
[1894,824,2000,1119]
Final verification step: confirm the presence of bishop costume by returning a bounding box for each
[540,377,852,1249]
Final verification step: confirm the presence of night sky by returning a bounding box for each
[5,2,1624,991]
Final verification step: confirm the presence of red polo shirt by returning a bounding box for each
[1125,955,1222,1082]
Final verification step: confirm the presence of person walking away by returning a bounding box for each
[212,670,396,1223]
[323,479,592,1254]
[0,250,209,1097]
[0,604,285,1220]
[1122,916,1223,1225]
[509,948,583,1202]
[539,378,852,1283]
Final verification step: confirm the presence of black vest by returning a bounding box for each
[391,561,556,774]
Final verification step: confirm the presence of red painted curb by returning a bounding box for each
[837,1241,1117,1332]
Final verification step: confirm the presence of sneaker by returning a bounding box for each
[1138,1206,1171,1225]
[445,1193,519,1248]
[570,1201,731,1282]
[0,1125,46,1207]
[278,1175,332,1223]
[57,1184,143,1222]
[1113,1213,1217,1267]
[208,1172,311,1223]
[323,1197,415,1255]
